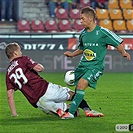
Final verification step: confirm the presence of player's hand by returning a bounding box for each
[11,113,19,117]
[123,52,131,60]
[64,51,73,58]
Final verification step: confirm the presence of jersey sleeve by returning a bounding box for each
[6,74,15,91]
[101,27,123,48]
[24,56,38,70]
[78,30,85,50]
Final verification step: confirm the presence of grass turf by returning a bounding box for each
[0,72,132,133]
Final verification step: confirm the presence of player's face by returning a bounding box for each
[80,13,93,29]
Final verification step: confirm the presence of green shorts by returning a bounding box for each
[74,68,103,89]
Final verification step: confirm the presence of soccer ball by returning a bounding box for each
[64,70,75,86]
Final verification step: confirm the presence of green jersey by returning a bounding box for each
[78,25,123,71]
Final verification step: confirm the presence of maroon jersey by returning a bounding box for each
[6,56,49,108]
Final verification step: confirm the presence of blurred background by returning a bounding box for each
[0,0,133,73]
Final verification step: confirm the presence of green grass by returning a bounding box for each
[0,72,132,133]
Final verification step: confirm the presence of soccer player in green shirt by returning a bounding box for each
[62,6,131,119]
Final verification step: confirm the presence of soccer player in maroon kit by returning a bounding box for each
[5,42,92,118]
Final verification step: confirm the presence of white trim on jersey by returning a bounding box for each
[101,27,123,44]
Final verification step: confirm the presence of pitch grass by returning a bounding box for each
[0,72,132,133]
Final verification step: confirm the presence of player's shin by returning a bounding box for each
[69,89,85,115]
[72,90,91,111]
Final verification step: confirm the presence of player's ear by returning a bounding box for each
[89,16,93,22]
[13,51,18,56]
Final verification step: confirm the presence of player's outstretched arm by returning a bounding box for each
[64,49,83,58]
[116,43,131,61]
[7,89,18,117]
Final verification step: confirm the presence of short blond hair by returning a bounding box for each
[5,43,19,59]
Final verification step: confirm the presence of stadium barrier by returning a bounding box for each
[0,33,132,72]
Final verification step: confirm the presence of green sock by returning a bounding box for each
[69,89,85,115]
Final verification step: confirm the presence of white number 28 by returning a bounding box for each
[9,68,28,89]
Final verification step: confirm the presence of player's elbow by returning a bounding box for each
[38,66,44,72]
[34,64,44,72]
[39,64,44,72]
